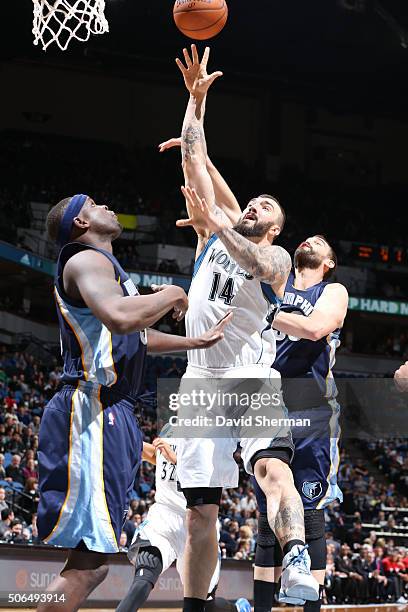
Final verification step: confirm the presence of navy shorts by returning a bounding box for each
[37,383,142,553]
[253,401,342,512]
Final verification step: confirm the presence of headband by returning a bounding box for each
[57,194,88,248]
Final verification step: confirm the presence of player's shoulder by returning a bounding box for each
[64,246,114,275]
[322,282,349,299]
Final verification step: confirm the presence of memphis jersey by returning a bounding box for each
[273,273,341,398]
[54,242,147,400]
[186,235,280,369]
[154,441,186,515]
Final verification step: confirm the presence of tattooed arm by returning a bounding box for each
[216,230,292,296]
[180,186,291,296]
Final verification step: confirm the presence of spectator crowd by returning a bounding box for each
[1,343,408,604]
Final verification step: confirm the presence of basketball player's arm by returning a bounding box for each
[273,283,349,341]
[142,442,157,465]
[146,311,232,352]
[159,137,241,224]
[65,250,188,334]
[394,361,408,392]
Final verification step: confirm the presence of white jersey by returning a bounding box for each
[154,440,186,515]
[186,235,279,369]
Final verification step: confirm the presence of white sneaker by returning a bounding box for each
[278,544,320,604]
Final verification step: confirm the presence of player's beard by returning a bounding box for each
[233,219,275,239]
[294,247,323,271]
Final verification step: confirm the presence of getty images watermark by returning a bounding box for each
[158,385,312,435]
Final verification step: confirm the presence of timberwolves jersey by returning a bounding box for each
[54,242,147,400]
[186,235,280,369]
[273,272,341,399]
[155,441,186,515]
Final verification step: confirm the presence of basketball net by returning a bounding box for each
[32,0,109,51]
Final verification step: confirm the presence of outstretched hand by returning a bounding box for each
[196,311,233,349]
[158,137,181,154]
[176,44,223,98]
[177,185,230,235]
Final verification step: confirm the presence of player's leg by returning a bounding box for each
[182,488,222,611]
[291,403,342,611]
[116,546,163,612]
[241,435,318,605]
[37,390,143,611]
[251,477,282,612]
[37,545,109,612]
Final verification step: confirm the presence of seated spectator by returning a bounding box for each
[119,531,128,552]
[0,508,14,540]
[22,459,38,481]
[20,477,39,521]
[5,454,25,484]
[0,487,8,513]
[347,520,365,551]
[382,549,407,602]
[6,519,25,544]
[334,543,364,604]
[0,453,6,480]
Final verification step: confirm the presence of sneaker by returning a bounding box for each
[278,544,319,604]
[397,595,408,604]
[235,598,251,612]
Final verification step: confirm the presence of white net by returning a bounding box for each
[32,0,109,52]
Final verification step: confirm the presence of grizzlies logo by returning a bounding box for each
[302,481,323,500]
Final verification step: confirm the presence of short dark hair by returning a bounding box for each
[316,234,337,280]
[46,197,71,243]
[1,508,12,521]
[259,194,286,232]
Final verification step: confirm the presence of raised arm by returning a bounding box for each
[273,283,349,341]
[64,249,188,334]
[159,137,241,225]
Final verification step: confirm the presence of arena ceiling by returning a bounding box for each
[2,1,408,111]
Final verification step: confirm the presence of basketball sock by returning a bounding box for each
[204,596,236,612]
[282,539,305,556]
[184,597,207,612]
[254,580,277,612]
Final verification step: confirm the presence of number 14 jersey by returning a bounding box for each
[186,235,280,369]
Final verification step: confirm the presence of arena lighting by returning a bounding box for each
[374,0,408,49]
[338,0,366,13]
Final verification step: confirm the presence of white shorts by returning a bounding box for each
[176,363,293,489]
[128,503,220,592]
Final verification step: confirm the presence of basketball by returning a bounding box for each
[173,0,228,41]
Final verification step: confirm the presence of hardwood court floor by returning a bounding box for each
[0,606,404,611]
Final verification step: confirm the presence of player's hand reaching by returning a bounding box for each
[177,185,232,235]
[158,137,181,153]
[176,44,223,99]
[152,438,177,464]
[395,361,408,392]
[195,311,233,349]
[151,284,188,321]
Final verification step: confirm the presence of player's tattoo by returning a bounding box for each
[181,124,204,161]
[272,496,305,546]
[217,228,292,285]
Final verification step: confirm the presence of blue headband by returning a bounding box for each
[57,194,88,248]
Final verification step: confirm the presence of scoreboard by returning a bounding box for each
[351,243,406,265]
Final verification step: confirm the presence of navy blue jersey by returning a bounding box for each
[273,273,340,399]
[54,242,147,401]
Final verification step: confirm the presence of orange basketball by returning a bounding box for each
[173,0,228,41]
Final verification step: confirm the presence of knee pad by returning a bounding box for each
[134,546,163,586]
[304,510,326,571]
[255,513,283,568]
